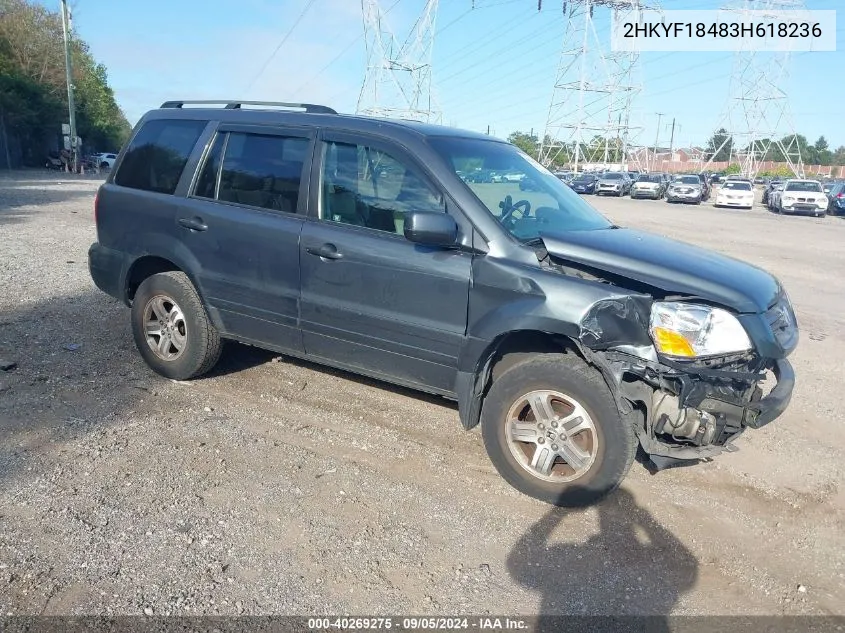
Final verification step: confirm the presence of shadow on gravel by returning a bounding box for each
[0,290,146,489]
[507,488,698,629]
[211,340,458,412]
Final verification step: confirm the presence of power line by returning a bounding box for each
[243,0,321,93]
[291,0,406,98]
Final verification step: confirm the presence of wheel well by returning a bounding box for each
[487,330,577,382]
[126,256,181,301]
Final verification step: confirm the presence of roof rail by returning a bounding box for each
[159,100,337,114]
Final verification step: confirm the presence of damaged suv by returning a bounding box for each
[89,101,798,506]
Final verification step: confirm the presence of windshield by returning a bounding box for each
[572,175,594,182]
[638,174,661,183]
[785,181,822,192]
[429,137,611,240]
[602,173,624,180]
[723,181,752,191]
[676,176,700,185]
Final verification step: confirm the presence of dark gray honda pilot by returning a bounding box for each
[89,100,798,506]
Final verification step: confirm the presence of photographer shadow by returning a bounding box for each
[508,488,698,632]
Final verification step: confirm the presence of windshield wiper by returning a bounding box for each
[522,236,546,247]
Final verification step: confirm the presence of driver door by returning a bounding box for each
[299,132,473,394]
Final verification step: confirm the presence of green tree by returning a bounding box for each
[507,131,539,158]
[0,0,130,164]
[706,128,733,161]
[724,163,741,175]
[832,146,845,166]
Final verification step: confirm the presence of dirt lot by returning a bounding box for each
[1,170,843,617]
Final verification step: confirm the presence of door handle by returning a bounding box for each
[306,243,343,260]
[178,216,208,232]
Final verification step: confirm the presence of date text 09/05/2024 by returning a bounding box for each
[307,617,529,630]
[622,21,822,39]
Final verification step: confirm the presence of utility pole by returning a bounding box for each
[651,112,664,173]
[60,0,78,173]
[668,117,676,156]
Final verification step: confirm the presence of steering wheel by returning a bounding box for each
[499,195,532,226]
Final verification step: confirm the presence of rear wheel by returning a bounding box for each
[130,271,222,380]
[481,353,635,507]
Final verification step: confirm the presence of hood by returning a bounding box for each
[540,228,780,313]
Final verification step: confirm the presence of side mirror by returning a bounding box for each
[403,211,458,247]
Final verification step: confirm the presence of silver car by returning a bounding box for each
[666,175,703,204]
[596,172,631,196]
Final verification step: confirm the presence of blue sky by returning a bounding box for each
[60,0,844,149]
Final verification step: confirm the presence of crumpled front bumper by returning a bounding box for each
[744,358,794,428]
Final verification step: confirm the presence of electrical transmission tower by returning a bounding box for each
[357,0,441,123]
[538,0,647,172]
[704,0,804,178]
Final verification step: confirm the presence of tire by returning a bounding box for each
[480,353,636,507]
[130,271,222,380]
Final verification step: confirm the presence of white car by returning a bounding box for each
[93,152,118,170]
[777,179,828,217]
[714,180,755,209]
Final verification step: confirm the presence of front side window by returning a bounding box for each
[429,137,611,242]
[115,118,207,194]
[320,140,444,235]
[214,132,309,213]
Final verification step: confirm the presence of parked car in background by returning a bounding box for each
[826,182,845,215]
[767,183,785,211]
[596,172,631,196]
[762,180,783,206]
[774,180,828,216]
[630,173,666,199]
[554,171,574,183]
[753,177,766,185]
[697,173,711,200]
[466,169,493,183]
[714,179,754,209]
[627,171,640,182]
[569,173,598,194]
[666,175,703,204]
[822,180,840,196]
[709,175,724,186]
[93,152,119,170]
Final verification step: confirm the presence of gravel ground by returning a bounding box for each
[0,170,843,617]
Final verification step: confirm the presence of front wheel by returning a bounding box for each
[481,353,636,507]
[131,271,222,380]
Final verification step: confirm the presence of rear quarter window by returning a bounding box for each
[114,119,207,194]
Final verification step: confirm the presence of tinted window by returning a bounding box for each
[194,133,225,199]
[320,140,444,235]
[115,119,206,194]
[603,173,624,180]
[217,132,309,213]
[678,176,700,184]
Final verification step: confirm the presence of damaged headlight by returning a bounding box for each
[649,302,752,358]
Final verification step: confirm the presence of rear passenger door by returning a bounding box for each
[175,124,314,354]
[299,132,472,394]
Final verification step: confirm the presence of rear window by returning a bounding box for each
[114,119,206,194]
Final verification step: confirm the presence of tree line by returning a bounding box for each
[506,128,845,170]
[0,0,130,167]
[705,128,845,167]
